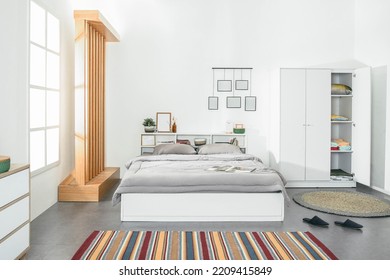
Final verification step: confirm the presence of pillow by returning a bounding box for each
[152,144,196,155]
[197,144,243,155]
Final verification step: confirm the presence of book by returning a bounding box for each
[207,165,256,173]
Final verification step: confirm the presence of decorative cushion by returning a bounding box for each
[152,144,196,155]
[197,144,243,155]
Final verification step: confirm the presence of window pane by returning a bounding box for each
[46,90,59,126]
[46,128,59,165]
[47,13,60,53]
[30,88,46,128]
[30,130,45,171]
[30,44,46,86]
[46,52,59,89]
[30,1,45,46]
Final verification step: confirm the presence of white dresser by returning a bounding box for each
[0,164,30,259]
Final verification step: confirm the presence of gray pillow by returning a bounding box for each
[152,144,196,155]
[197,144,243,155]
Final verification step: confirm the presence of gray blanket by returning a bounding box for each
[112,154,287,205]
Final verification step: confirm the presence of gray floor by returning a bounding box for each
[26,184,390,260]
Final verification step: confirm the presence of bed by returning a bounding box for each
[113,144,287,222]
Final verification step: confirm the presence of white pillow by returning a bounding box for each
[197,144,242,155]
[152,144,196,155]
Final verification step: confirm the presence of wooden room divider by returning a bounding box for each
[59,11,120,202]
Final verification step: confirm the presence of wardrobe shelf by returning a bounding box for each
[331,121,353,124]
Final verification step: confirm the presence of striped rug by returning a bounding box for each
[72,231,337,260]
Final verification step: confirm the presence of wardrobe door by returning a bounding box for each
[280,69,306,180]
[305,69,331,180]
[352,67,371,186]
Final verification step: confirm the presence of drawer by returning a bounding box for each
[0,223,29,260]
[0,197,29,240]
[0,169,29,208]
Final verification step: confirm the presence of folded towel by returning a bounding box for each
[339,145,351,150]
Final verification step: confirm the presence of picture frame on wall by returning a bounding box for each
[208,96,218,110]
[217,80,232,92]
[235,80,249,90]
[156,112,171,132]
[226,96,241,108]
[245,96,256,111]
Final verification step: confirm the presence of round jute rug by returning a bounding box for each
[293,190,390,217]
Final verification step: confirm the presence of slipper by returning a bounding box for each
[303,215,329,227]
[335,219,363,229]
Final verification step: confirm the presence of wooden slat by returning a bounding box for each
[102,36,106,171]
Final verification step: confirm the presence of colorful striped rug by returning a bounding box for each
[72,231,337,260]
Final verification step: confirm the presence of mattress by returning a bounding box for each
[112,154,287,205]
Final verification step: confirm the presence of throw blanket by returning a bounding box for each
[112,154,287,205]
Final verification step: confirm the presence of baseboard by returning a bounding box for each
[370,185,390,196]
[285,180,356,188]
[58,167,120,202]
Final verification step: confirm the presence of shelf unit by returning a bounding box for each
[140,133,246,155]
[331,72,354,181]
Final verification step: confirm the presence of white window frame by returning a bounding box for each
[29,0,61,176]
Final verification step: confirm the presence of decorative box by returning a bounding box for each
[233,128,245,134]
[0,156,11,173]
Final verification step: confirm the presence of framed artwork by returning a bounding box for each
[245,96,256,111]
[226,96,241,108]
[208,96,218,110]
[235,80,249,90]
[217,80,232,92]
[156,112,171,132]
[141,135,155,146]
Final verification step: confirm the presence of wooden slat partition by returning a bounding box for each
[59,10,120,202]
[72,10,119,186]
[85,23,105,182]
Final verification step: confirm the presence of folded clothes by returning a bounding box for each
[333,138,350,146]
[339,145,351,150]
[331,141,338,147]
[331,114,349,121]
[331,146,339,150]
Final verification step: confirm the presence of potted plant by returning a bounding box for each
[143,118,156,133]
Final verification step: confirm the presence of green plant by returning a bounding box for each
[143,118,155,126]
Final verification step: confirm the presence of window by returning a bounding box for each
[29,1,60,174]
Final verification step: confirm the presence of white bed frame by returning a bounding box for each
[121,192,284,222]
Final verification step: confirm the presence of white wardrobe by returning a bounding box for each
[279,68,371,187]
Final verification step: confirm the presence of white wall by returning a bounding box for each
[0,0,75,220]
[0,0,29,164]
[355,0,390,192]
[72,0,356,175]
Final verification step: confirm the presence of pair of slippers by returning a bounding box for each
[303,215,363,229]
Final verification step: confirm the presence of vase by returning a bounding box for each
[144,126,155,133]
